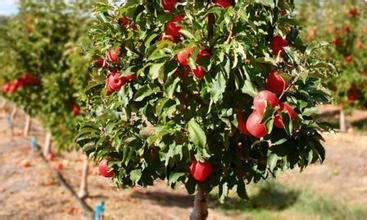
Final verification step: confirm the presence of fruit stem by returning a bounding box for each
[190,185,209,220]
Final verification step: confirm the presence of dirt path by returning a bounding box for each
[0,116,235,220]
[278,132,367,208]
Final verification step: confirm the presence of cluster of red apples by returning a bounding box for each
[237,70,297,138]
[2,73,40,94]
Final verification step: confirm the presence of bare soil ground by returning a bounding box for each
[0,103,366,220]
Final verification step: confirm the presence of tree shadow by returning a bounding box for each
[131,191,194,208]
[130,182,299,212]
[351,118,367,130]
[210,182,299,211]
[87,194,109,200]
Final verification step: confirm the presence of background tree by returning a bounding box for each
[0,0,95,199]
[298,0,367,132]
[77,0,334,219]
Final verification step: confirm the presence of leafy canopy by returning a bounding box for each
[77,0,334,199]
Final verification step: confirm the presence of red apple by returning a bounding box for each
[123,74,137,82]
[8,84,17,93]
[332,38,341,46]
[192,66,205,79]
[213,0,232,8]
[343,24,350,33]
[271,36,288,56]
[274,102,297,128]
[253,90,279,114]
[237,111,250,135]
[266,70,288,94]
[45,152,55,161]
[108,72,125,91]
[196,49,211,62]
[20,73,41,84]
[165,15,184,38]
[55,162,65,170]
[2,84,10,93]
[13,79,25,88]
[105,79,114,96]
[189,160,213,182]
[344,55,353,63]
[118,16,130,28]
[177,47,194,66]
[72,105,80,116]
[306,35,313,42]
[95,57,108,68]
[356,39,364,49]
[348,8,358,17]
[162,0,176,12]
[107,48,120,63]
[348,84,360,103]
[246,111,267,138]
[98,159,115,177]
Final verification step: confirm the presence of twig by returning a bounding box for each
[225,12,238,44]
[207,13,215,40]
[279,65,303,99]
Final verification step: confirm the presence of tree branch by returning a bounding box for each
[208,13,215,40]
[279,65,303,99]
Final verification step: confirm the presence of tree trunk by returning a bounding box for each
[339,108,347,133]
[78,155,89,199]
[43,131,52,157]
[190,185,209,220]
[24,115,31,137]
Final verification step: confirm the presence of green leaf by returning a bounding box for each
[149,63,164,80]
[187,119,207,149]
[156,98,170,116]
[180,29,195,40]
[237,181,249,200]
[164,77,180,99]
[241,79,257,97]
[185,177,197,194]
[130,169,142,184]
[134,86,160,102]
[168,172,185,184]
[281,112,293,136]
[209,72,226,104]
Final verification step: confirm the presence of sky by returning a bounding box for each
[0,0,18,16]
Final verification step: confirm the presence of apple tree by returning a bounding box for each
[298,0,367,131]
[0,0,95,198]
[77,0,334,219]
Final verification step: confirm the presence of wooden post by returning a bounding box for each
[10,105,17,137]
[24,115,31,136]
[190,185,209,220]
[43,130,52,157]
[339,108,347,133]
[0,98,5,109]
[78,155,89,199]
